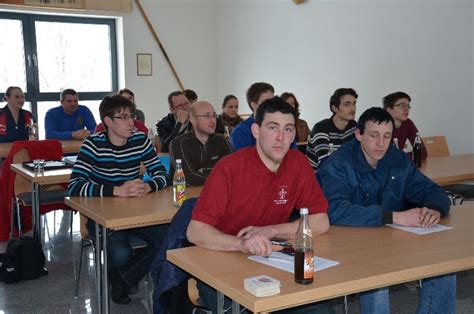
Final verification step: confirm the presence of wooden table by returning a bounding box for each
[0,140,83,158]
[420,154,474,185]
[65,186,202,314]
[10,164,72,241]
[168,204,474,314]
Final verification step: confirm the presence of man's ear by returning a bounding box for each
[250,101,258,113]
[189,115,197,127]
[251,123,260,139]
[104,116,113,129]
[355,128,362,141]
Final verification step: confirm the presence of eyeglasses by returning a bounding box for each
[393,104,411,110]
[194,113,217,120]
[112,113,137,121]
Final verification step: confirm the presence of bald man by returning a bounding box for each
[169,101,233,186]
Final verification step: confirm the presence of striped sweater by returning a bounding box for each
[68,131,169,197]
[306,118,356,171]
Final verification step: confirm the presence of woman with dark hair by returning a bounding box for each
[218,95,243,136]
[0,86,35,143]
[118,88,145,124]
[280,92,310,142]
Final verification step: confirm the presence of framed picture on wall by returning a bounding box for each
[137,53,152,76]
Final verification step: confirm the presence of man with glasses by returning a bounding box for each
[306,88,358,171]
[169,101,232,186]
[68,95,170,304]
[45,88,97,140]
[383,91,427,160]
[156,91,192,152]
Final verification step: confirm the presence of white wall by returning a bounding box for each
[121,0,217,127]
[216,0,474,154]
[1,0,472,153]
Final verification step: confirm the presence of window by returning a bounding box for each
[0,12,117,139]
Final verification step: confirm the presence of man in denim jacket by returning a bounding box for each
[317,107,455,314]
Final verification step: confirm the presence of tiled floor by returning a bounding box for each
[0,210,473,313]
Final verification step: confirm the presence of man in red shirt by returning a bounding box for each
[187,97,330,313]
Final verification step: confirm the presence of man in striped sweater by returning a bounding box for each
[68,95,170,304]
[306,88,358,171]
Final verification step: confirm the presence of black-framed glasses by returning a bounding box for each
[393,104,411,110]
[194,113,217,120]
[112,113,137,121]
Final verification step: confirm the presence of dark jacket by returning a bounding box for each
[151,198,197,314]
[169,132,233,186]
[317,139,450,227]
[156,113,192,152]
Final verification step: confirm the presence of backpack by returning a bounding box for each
[0,236,47,284]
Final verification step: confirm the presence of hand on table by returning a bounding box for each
[113,179,151,197]
[393,207,440,227]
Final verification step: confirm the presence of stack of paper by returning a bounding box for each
[244,275,281,297]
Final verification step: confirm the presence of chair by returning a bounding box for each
[75,215,148,298]
[0,140,69,241]
[10,147,70,239]
[422,136,474,204]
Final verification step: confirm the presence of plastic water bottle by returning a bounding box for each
[173,159,186,207]
[294,208,314,284]
[393,138,399,148]
[28,123,38,141]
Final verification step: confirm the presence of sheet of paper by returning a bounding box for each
[386,224,452,235]
[248,251,339,273]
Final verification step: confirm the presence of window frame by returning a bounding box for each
[0,11,118,120]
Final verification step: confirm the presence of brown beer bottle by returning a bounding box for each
[413,133,422,168]
[294,208,314,284]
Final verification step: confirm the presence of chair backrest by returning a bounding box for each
[12,148,32,196]
[421,136,451,158]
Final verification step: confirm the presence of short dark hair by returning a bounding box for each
[383,91,411,110]
[118,88,134,97]
[255,97,297,126]
[99,95,136,127]
[280,92,300,115]
[183,89,198,102]
[329,88,358,113]
[356,107,394,134]
[222,94,237,108]
[60,88,78,100]
[246,82,274,111]
[3,86,22,101]
[167,91,184,107]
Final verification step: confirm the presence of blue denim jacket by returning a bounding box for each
[317,139,450,227]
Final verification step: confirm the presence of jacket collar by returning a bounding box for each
[351,139,404,173]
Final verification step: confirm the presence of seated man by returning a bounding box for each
[187,97,331,313]
[156,91,192,152]
[230,82,274,150]
[45,88,96,140]
[169,101,232,186]
[306,88,357,171]
[68,95,170,304]
[317,107,455,313]
[383,91,427,160]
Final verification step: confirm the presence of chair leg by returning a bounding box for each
[69,210,75,237]
[343,295,349,314]
[10,198,23,239]
[75,239,86,298]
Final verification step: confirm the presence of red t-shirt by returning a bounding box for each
[191,147,328,235]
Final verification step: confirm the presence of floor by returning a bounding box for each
[0,210,473,314]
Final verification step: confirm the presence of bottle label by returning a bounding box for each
[174,184,186,206]
[303,251,314,280]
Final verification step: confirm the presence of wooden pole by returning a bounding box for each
[135,0,185,91]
